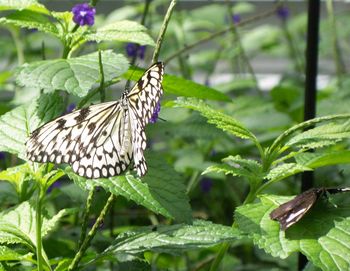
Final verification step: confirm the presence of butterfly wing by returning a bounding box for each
[270,188,319,230]
[26,101,133,179]
[126,62,164,176]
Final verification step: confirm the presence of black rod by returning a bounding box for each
[299,0,321,270]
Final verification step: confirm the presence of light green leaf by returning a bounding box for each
[124,68,230,101]
[295,151,350,169]
[85,20,155,46]
[0,201,67,249]
[235,194,350,271]
[285,121,350,150]
[0,163,31,194]
[0,92,64,159]
[0,246,33,261]
[265,163,312,184]
[17,50,129,97]
[66,154,192,223]
[0,0,49,14]
[104,220,240,255]
[0,10,58,34]
[203,155,262,181]
[172,98,257,142]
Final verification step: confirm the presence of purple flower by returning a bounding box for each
[232,14,241,24]
[150,102,161,123]
[125,43,146,59]
[200,178,213,193]
[276,6,290,20]
[0,152,5,160]
[65,103,76,114]
[47,181,62,194]
[72,3,96,26]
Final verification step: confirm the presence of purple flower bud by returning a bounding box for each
[200,178,213,193]
[65,103,76,114]
[0,152,5,160]
[276,6,290,20]
[125,43,147,59]
[47,181,62,194]
[232,14,241,24]
[72,3,96,26]
[150,102,161,123]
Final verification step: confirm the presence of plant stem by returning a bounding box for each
[152,0,177,63]
[326,0,346,86]
[68,193,116,271]
[77,188,95,249]
[77,79,120,109]
[36,189,44,271]
[97,50,105,102]
[9,27,25,65]
[164,7,277,64]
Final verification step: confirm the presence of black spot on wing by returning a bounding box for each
[75,107,90,122]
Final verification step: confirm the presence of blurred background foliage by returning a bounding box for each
[1,0,350,270]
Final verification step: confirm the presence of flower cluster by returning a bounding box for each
[150,102,161,123]
[126,43,146,59]
[72,3,96,26]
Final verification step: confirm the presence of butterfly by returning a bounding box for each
[270,187,350,230]
[26,62,164,179]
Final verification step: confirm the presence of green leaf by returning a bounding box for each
[16,50,129,97]
[0,10,58,34]
[0,163,31,194]
[172,98,257,141]
[104,220,240,255]
[0,92,64,159]
[0,0,49,14]
[265,163,312,184]
[295,151,350,169]
[0,201,67,249]
[66,154,192,223]
[235,194,350,271]
[85,20,155,46]
[0,246,33,261]
[123,68,230,101]
[285,121,350,150]
[203,155,262,181]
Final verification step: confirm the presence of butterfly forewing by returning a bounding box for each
[26,62,164,178]
[270,188,320,230]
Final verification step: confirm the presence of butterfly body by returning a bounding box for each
[26,62,164,179]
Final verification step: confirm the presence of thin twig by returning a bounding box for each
[68,194,116,271]
[152,0,177,63]
[77,188,95,249]
[98,50,105,102]
[164,7,278,64]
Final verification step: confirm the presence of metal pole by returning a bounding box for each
[300,0,321,269]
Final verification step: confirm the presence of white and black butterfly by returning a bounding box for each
[26,62,164,179]
[270,187,350,230]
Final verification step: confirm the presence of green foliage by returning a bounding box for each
[1,1,350,270]
[66,154,192,223]
[0,92,64,159]
[0,10,58,34]
[16,51,129,97]
[236,194,350,271]
[85,20,155,45]
[104,220,240,255]
[124,68,230,101]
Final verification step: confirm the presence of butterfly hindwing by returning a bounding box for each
[26,62,164,179]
